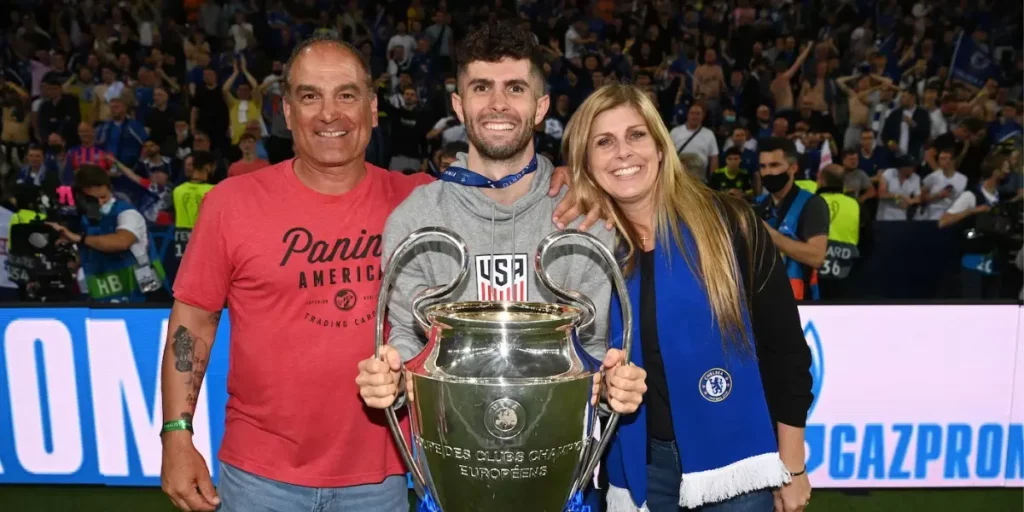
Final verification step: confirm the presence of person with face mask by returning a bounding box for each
[938,154,1013,298]
[45,164,164,303]
[755,137,830,300]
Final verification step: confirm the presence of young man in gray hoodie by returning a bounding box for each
[378,21,621,364]
[356,19,647,509]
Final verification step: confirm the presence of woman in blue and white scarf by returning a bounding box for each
[563,84,814,512]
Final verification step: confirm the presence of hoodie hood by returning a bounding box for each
[447,151,555,222]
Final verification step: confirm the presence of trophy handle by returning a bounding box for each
[375,226,470,498]
[535,229,634,499]
[535,230,598,331]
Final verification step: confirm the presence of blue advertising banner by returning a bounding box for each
[0,306,1022,488]
[0,308,229,486]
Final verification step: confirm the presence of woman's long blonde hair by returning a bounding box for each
[562,83,756,349]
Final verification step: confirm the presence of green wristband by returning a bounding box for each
[161,419,194,435]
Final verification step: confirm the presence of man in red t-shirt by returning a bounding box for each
[159,34,432,512]
[159,34,593,512]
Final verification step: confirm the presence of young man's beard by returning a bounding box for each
[465,113,535,161]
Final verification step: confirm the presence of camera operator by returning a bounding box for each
[939,155,1017,298]
[46,164,165,303]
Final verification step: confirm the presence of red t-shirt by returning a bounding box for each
[227,158,270,178]
[174,159,431,487]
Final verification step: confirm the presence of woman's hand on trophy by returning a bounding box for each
[593,349,647,414]
[356,346,405,409]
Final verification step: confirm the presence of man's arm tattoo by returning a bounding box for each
[172,325,211,422]
[172,326,195,372]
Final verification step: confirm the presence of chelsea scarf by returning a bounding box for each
[604,227,789,510]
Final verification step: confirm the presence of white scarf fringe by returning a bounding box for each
[605,452,790,511]
[678,452,791,509]
[607,484,649,512]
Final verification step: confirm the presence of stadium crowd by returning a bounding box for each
[0,0,1021,303]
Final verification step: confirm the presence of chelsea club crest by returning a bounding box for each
[699,368,732,402]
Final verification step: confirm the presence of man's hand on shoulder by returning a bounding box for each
[549,165,614,231]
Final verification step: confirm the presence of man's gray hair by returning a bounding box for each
[282,34,374,96]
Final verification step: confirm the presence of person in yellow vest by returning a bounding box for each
[7,184,47,249]
[815,164,860,299]
[173,151,215,230]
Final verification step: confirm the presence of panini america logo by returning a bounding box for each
[475,254,528,301]
[279,227,384,328]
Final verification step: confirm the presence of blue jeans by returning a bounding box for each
[647,439,774,512]
[217,462,408,512]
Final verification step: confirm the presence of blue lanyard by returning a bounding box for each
[439,154,538,189]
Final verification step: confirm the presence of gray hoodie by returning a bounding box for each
[382,153,617,362]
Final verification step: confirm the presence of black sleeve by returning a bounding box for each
[733,207,814,428]
[798,194,830,241]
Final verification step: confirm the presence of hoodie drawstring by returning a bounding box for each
[489,204,496,300]
[486,203,519,302]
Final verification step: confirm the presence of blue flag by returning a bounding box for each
[949,31,997,89]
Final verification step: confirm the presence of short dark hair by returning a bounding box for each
[758,137,799,163]
[820,165,845,189]
[283,34,372,96]
[455,20,545,94]
[724,147,743,159]
[442,141,469,159]
[192,150,216,171]
[74,164,111,189]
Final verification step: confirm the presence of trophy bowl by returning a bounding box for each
[375,228,633,512]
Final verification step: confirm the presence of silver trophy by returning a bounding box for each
[374,227,633,512]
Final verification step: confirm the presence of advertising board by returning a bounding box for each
[0,306,1020,488]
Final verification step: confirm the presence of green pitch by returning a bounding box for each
[0,487,1020,511]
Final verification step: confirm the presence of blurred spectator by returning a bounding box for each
[880,89,931,161]
[94,65,128,123]
[917,148,968,221]
[379,85,433,172]
[228,133,270,178]
[173,152,215,230]
[876,157,923,221]
[708,147,753,200]
[96,98,148,167]
[65,123,113,180]
[839,151,876,204]
[146,87,179,153]
[36,73,81,148]
[2,80,32,172]
[191,66,229,151]
[223,56,263,146]
[669,103,718,178]
[11,144,60,204]
[109,153,174,225]
[62,66,98,127]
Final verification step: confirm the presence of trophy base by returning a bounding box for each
[410,374,595,512]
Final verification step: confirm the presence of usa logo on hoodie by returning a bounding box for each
[475,254,528,301]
